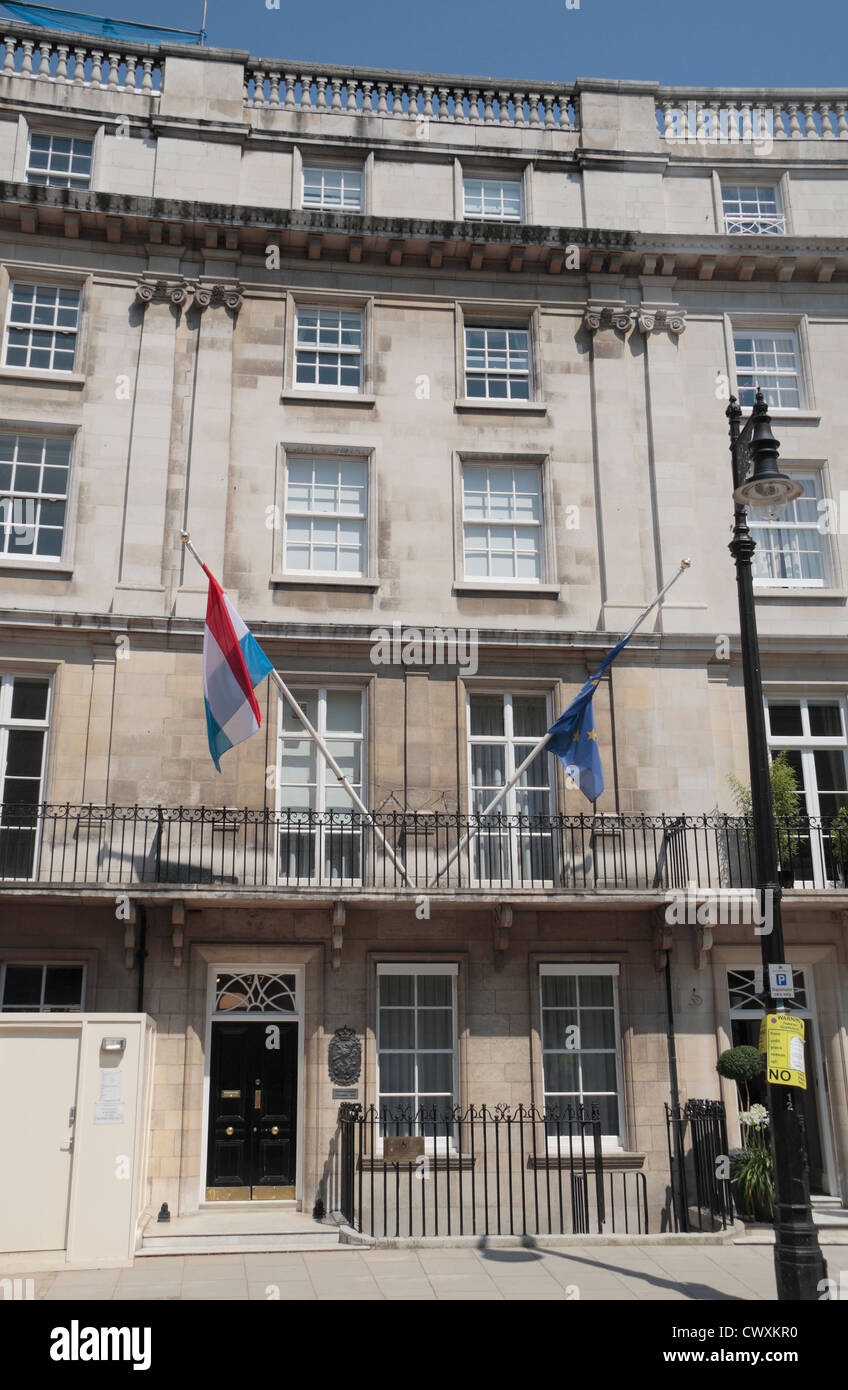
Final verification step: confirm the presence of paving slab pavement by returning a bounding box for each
[7,1242,845,1301]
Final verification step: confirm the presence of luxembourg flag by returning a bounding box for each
[202,565,274,771]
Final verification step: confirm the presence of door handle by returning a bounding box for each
[60,1137,74,1153]
[254,1085,261,1108]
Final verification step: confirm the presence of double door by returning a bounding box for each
[206,1020,297,1200]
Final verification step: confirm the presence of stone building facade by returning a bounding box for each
[0,21,847,1239]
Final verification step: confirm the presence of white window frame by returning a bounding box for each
[466,690,554,817]
[282,454,368,578]
[731,326,803,411]
[0,672,52,882]
[292,304,364,394]
[462,174,523,222]
[463,323,533,401]
[275,685,366,886]
[461,459,545,584]
[301,164,364,212]
[766,694,848,887]
[0,961,85,1011]
[376,963,459,1148]
[539,963,625,1149]
[3,281,81,374]
[0,431,73,566]
[751,467,828,589]
[466,689,555,887]
[721,182,786,235]
[26,130,93,189]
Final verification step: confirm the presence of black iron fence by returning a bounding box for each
[1,803,846,892]
[665,1098,735,1232]
[337,1102,648,1239]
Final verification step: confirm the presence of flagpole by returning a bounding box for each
[180,531,412,887]
[428,559,693,887]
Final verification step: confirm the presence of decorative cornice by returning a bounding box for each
[1,181,846,282]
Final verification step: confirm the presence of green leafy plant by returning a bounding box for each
[728,753,803,876]
[829,806,848,881]
[730,1119,775,1221]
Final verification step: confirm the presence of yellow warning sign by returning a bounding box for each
[758,1013,806,1089]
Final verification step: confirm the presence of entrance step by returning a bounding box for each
[139,1233,341,1255]
[733,1198,848,1245]
[813,1199,848,1230]
[138,1206,343,1256]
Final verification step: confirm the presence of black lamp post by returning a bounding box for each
[726,388,828,1301]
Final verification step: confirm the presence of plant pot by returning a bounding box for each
[731,1181,773,1224]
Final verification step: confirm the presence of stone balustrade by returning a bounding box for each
[243,64,580,131]
[0,27,162,95]
[657,90,848,144]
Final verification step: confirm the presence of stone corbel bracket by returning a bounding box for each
[636,304,687,337]
[191,281,244,314]
[134,276,189,308]
[134,277,244,314]
[331,901,345,971]
[122,899,137,971]
[652,905,673,972]
[493,902,513,967]
[171,900,185,970]
[584,302,687,339]
[694,922,714,971]
[582,302,635,339]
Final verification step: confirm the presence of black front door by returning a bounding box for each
[207,1021,298,1199]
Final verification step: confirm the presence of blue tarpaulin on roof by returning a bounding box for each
[0,3,205,43]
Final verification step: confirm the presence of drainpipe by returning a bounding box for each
[135,904,148,1013]
[664,954,681,1112]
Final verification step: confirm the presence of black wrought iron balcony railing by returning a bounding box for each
[0,803,845,893]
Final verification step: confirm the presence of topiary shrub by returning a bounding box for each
[716,1044,764,1111]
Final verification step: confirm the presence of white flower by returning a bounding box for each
[739,1103,769,1128]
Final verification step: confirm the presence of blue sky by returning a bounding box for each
[7,0,847,86]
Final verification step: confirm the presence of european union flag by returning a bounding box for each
[547,635,630,803]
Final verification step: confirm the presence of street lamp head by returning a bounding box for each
[732,389,804,521]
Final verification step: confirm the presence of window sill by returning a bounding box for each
[270,572,379,591]
[754,586,846,600]
[764,410,820,423]
[281,389,376,408]
[302,206,365,216]
[0,557,72,576]
[0,367,85,388]
[529,1150,645,1173]
[360,1153,474,1172]
[453,581,560,597]
[454,398,547,415]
